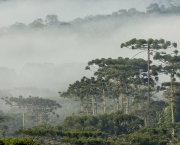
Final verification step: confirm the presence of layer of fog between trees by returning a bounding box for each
[0,0,180,112]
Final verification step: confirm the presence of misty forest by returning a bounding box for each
[2,0,180,145]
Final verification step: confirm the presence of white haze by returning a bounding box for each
[0,0,176,27]
[0,0,180,100]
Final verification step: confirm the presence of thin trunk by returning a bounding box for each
[116,95,120,111]
[125,96,129,114]
[113,97,116,112]
[132,95,135,103]
[147,45,150,108]
[131,84,135,103]
[95,97,97,115]
[103,89,106,113]
[170,76,175,123]
[170,75,175,137]
[144,116,147,127]
[138,85,141,110]
[80,100,84,113]
[116,97,119,111]
[130,97,133,113]
[158,112,162,126]
[22,109,25,130]
[121,94,124,113]
[147,45,150,126]
[86,107,88,115]
[92,95,95,115]
[131,84,135,112]
[22,109,25,137]
[138,85,141,92]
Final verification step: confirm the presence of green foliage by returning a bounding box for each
[174,92,180,122]
[4,96,61,109]
[14,112,143,144]
[0,138,39,145]
[15,112,143,140]
[1,113,23,135]
[3,96,61,124]
[163,106,172,124]
[15,124,63,136]
[60,137,111,145]
[62,111,143,135]
[153,52,180,124]
[116,128,171,145]
[15,124,105,145]
[121,38,176,50]
[132,101,168,127]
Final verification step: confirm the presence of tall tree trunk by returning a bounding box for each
[92,95,95,116]
[130,96,134,113]
[170,75,175,137]
[120,94,124,113]
[86,107,89,115]
[144,116,147,127]
[103,89,106,113]
[113,97,116,112]
[147,45,150,127]
[116,96,120,111]
[22,109,25,137]
[80,100,84,113]
[22,109,25,130]
[138,85,141,92]
[132,95,135,103]
[131,84,135,112]
[95,97,97,115]
[125,96,129,114]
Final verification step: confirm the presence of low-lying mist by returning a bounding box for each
[0,1,180,105]
[0,15,180,98]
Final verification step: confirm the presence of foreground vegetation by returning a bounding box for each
[12,112,172,145]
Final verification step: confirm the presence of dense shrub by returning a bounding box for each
[0,138,39,145]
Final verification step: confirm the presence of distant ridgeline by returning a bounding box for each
[0,3,180,34]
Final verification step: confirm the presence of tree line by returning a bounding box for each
[1,3,180,33]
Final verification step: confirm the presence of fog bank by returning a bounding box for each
[0,1,180,99]
[0,0,179,27]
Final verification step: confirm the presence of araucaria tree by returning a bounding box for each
[3,96,61,126]
[86,57,149,114]
[153,50,180,137]
[121,38,177,126]
[62,57,159,119]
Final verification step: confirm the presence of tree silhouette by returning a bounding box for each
[86,57,157,116]
[153,51,180,137]
[121,38,177,126]
[61,76,109,115]
[3,96,61,126]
